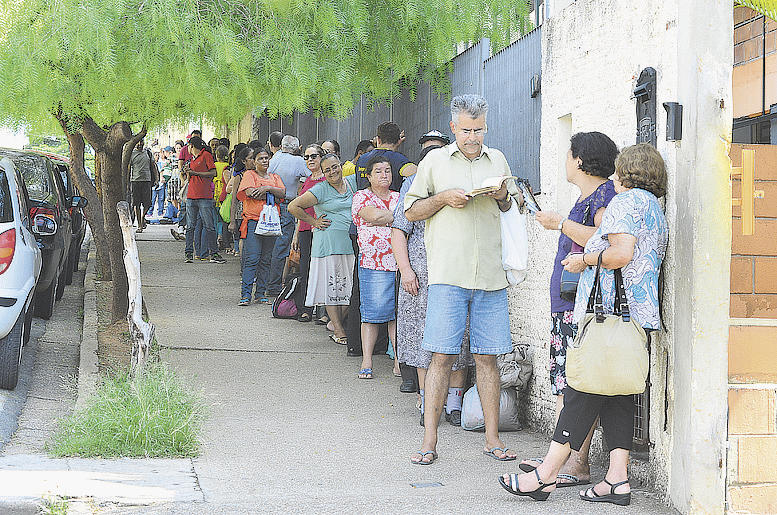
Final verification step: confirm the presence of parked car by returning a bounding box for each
[0,157,42,389]
[34,152,88,285]
[0,149,73,320]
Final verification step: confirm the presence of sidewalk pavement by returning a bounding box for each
[116,225,678,513]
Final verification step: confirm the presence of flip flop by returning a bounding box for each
[410,450,437,465]
[556,473,591,488]
[519,457,544,472]
[330,334,347,345]
[483,447,517,461]
[358,367,373,379]
[315,315,330,325]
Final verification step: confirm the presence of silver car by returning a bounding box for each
[0,157,42,390]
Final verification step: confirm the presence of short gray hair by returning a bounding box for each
[451,94,489,124]
[281,135,299,152]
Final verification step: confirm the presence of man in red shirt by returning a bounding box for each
[183,136,225,263]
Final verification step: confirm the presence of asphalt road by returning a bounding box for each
[0,243,85,456]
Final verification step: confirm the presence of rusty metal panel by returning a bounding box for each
[483,27,542,190]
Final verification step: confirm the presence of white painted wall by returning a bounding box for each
[0,127,29,149]
[509,0,731,512]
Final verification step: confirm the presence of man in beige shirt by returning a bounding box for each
[405,94,518,465]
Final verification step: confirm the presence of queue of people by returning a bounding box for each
[142,93,669,508]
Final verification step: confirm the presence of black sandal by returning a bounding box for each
[579,478,631,506]
[497,469,556,501]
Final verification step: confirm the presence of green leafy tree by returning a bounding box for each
[0,0,530,323]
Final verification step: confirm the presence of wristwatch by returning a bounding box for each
[557,217,566,231]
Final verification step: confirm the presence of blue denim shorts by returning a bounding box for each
[358,266,396,323]
[422,284,511,355]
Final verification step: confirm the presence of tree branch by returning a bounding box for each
[81,116,108,151]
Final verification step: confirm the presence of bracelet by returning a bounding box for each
[582,253,588,266]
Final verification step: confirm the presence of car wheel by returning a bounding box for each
[34,273,57,320]
[23,307,32,345]
[55,262,67,300]
[0,312,24,390]
[64,252,75,286]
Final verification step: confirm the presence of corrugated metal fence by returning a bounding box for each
[253,28,542,188]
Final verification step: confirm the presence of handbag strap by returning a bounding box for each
[586,253,632,323]
[586,253,606,322]
[613,268,631,322]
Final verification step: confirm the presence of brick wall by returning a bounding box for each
[730,144,777,319]
[728,143,777,513]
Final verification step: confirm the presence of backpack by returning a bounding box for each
[272,275,300,319]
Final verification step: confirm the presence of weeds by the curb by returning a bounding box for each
[49,363,205,458]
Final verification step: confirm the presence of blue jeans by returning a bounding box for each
[185,199,217,257]
[267,203,295,294]
[241,220,277,299]
[422,284,511,355]
[148,185,166,216]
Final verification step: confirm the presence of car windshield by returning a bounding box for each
[0,168,12,223]
[12,154,56,204]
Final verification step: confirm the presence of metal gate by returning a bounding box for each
[254,32,541,184]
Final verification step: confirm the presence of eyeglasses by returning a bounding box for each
[459,128,486,136]
[303,154,320,160]
[322,164,341,174]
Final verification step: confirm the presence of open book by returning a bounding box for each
[466,175,517,197]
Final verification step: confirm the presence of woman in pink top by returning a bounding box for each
[351,156,400,379]
[292,144,326,322]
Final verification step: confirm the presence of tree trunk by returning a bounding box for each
[117,201,154,377]
[54,113,111,280]
[82,117,133,323]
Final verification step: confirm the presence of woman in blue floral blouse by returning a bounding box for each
[500,143,668,507]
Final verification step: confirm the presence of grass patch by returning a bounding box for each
[49,363,205,458]
[41,495,69,514]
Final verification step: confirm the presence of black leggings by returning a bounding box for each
[553,386,635,452]
[295,230,313,316]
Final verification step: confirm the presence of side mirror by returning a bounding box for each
[70,196,88,209]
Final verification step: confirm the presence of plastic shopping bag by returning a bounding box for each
[461,385,522,432]
[500,198,529,285]
[255,195,282,236]
[219,193,232,223]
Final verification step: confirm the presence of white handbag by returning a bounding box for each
[566,254,649,396]
[500,197,529,285]
[254,194,282,236]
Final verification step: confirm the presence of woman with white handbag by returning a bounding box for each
[236,147,286,306]
[499,143,668,506]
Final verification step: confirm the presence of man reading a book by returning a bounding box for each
[405,93,518,465]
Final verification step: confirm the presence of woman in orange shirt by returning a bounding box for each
[236,147,286,306]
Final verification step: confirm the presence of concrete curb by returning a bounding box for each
[75,235,98,412]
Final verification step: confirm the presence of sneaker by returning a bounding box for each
[238,298,251,306]
[197,255,210,261]
[184,253,193,263]
[171,228,184,240]
[210,253,226,264]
